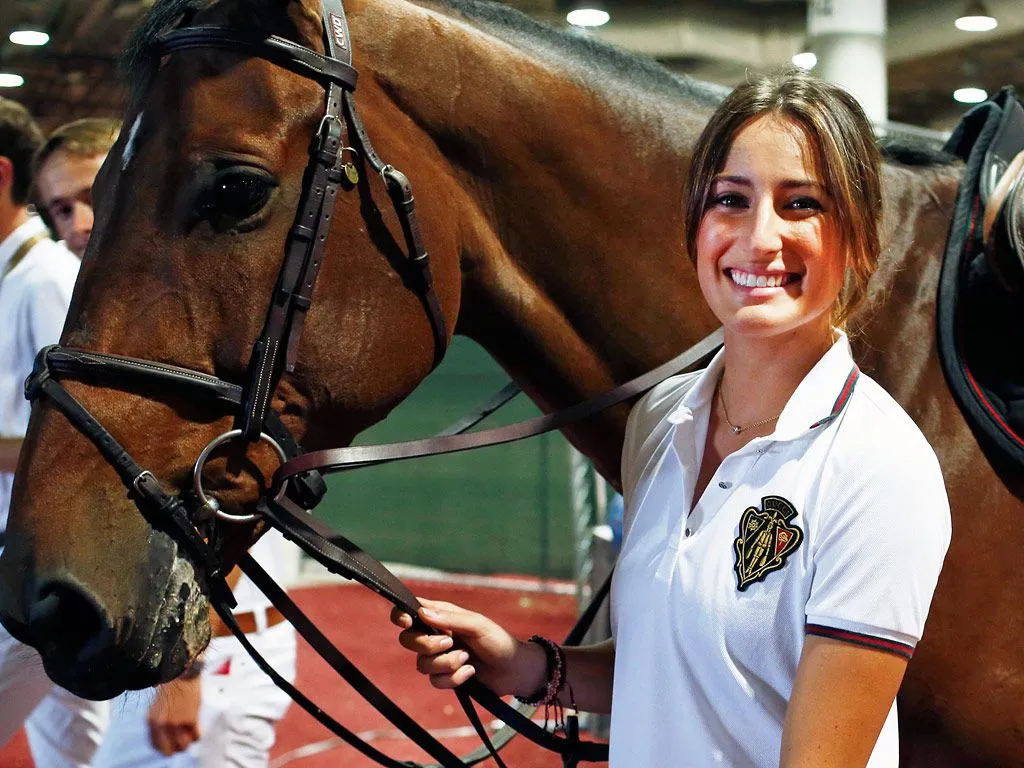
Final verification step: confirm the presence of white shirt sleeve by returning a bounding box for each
[804,432,951,650]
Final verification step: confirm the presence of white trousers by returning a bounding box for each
[0,622,110,767]
[92,620,297,768]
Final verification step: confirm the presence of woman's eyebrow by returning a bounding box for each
[778,179,826,190]
[710,176,828,194]
[712,174,751,186]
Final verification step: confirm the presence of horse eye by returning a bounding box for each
[196,168,276,226]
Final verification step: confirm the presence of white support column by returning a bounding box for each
[809,0,888,124]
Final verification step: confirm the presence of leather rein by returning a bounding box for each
[23,1,724,764]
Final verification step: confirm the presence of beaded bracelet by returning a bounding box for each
[518,635,565,706]
[517,635,579,737]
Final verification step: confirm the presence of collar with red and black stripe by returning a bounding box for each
[809,365,860,431]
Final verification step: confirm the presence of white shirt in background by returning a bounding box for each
[0,215,79,532]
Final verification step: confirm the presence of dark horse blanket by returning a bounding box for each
[939,86,1024,472]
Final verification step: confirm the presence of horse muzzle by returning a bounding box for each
[0,530,211,700]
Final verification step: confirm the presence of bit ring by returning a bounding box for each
[192,429,286,523]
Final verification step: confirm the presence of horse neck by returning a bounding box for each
[352,0,721,479]
[852,159,962,398]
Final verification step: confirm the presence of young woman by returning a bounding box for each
[392,70,951,767]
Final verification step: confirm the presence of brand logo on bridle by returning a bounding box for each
[329,14,348,50]
[733,495,804,591]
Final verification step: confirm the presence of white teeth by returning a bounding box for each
[730,269,787,288]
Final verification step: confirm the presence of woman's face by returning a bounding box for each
[694,114,846,347]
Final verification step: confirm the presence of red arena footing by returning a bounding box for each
[0,578,600,767]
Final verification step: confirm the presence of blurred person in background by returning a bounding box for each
[0,98,110,768]
[33,117,119,258]
[35,116,298,768]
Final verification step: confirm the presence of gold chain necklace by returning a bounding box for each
[718,384,782,435]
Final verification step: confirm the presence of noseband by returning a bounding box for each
[22,1,724,763]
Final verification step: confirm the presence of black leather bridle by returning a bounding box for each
[23,1,724,764]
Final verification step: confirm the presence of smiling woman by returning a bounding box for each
[393,69,951,768]
[2,0,1022,763]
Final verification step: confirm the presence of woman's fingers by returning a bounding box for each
[429,664,477,690]
[398,627,454,655]
[416,648,470,676]
[390,606,413,629]
[416,600,494,640]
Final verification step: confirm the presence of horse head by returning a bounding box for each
[0,0,469,698]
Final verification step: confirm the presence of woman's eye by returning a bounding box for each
[789,196,823,211]
[710,192,746,208]
[196,168,276,226]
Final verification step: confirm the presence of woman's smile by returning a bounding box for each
[725,267,801,290]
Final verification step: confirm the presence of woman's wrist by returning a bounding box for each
[510,636,550,699]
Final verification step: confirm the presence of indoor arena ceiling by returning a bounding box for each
[0,0,1022,132]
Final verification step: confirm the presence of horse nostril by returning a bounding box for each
[27,582,113,665]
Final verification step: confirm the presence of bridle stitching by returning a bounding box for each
[251,338,277,429]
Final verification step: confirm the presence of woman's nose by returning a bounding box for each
[749,201,783,254]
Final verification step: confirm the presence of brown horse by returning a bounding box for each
[0,0,1019,763]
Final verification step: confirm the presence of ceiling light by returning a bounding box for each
[955,0,998,32]
[9,30,50,46]
[791,51,817,70]
[954,87,988,104]
[0,74,25,88]
[567,8,610,27]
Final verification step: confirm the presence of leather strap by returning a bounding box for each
[25,326,722,766]
[1,231,49,286]
[249,490,613,763]
[156,28,358,90]
[274,328,725,484]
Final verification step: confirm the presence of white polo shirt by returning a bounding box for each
[609,334,950,767]
[0,216,79,533]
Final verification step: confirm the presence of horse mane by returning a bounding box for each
[420,0,728,108]
[879,138,959,168]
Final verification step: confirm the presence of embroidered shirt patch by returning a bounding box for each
[733,495,804,591]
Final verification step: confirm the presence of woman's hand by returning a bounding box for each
[390,598,544,697]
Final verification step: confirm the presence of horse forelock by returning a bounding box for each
[121,0,314,106]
